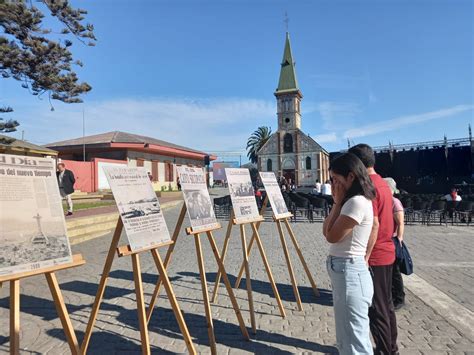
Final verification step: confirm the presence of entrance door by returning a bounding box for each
[283,169,295,184]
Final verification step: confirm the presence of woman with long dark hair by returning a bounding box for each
[323,153,376,354]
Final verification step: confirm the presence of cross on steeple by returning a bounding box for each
[284,11,289,32]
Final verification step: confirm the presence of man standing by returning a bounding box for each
[349,144,398,355]
[312,179,322,195]
[57,163,75,216]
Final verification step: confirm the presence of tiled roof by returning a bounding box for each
[46,131,206,154]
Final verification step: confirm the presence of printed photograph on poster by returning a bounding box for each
[225,168,260,223]
[177,166,219,232]
[103,166,171,252]
[0,154,73,277]
[259,172,292,219]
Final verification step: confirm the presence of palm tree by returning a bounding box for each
[246,126,272,164]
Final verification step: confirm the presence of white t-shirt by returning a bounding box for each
[444,194,462,201]
[313,182,321,194]
[329,195,374,258]
[321,183,332,196]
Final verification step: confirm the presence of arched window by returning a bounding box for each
[305,156,312,170]
[266,158,272,171]
[283,133,293,153]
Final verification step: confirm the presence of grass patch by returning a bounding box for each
[63,201,115,211]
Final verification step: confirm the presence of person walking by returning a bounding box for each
[323,153,376,355]
[349,144,398,355]
[384,178,406,310]
[57,162,75,216]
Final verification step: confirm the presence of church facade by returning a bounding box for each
[257,33,330,186]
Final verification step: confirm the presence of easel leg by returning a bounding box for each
[45,273,80,355]
[81,218,123,353]
[240,225,256,334]
[211,210,234,303]
[251,223,286,318]
[146,203,186,322]
[151,249,196,355]
[235,198,268,288]
[10,279,20,355]
[284,218,319,297]
[206,231,250,341]
[194,234,217,355]
[276,220,303,311]
[131,254,150,355]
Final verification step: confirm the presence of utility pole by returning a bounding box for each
[82,106,86,162]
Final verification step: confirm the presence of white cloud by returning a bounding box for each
[14,97,275,151]
[313,132,338,143]
[343,104,473,139]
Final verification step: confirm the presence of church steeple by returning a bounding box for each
[275,32,302,132]
[275,32,300,94]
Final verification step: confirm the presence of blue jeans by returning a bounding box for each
[327,255,374,355]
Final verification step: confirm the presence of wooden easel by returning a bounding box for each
[146,203,250,355]
[210,211,286,332]
[233,197,319,311]
[0,254,85,355]
[80,218,196,355]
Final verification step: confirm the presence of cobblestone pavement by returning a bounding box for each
[0,201,473,354]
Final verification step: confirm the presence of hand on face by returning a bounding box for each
[331,179,347,205]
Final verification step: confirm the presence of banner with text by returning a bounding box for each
[226,168,260,223]
[104,166,171,252]
[0,154,73,277]
[260,172,292,219]
[177,166,219,232]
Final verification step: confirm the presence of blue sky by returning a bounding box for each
[1,0,473,156]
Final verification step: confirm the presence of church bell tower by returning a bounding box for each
[275,32,302,132]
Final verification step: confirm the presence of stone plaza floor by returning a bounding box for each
[0,200,473,354]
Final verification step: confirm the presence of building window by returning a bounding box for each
[151,161,159,182]
[283,133,293,153]
[267,158,272,171]
[136,158,144,167]
[305,156,311,170]
[165,162,174,182]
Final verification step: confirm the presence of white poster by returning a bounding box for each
[177,166,219,233]
[0,154,72,277]
[104,166,171,252]
[260,172,292,219]
[226,168,260,223]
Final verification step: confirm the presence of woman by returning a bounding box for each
[384,178,406,310]
[323,153,376,355]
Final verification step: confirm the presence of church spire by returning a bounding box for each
[275,32,299,94]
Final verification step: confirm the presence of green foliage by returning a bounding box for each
[246,126,272,164]
[0,0,96,137]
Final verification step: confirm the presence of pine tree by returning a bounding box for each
[0,0,96,143]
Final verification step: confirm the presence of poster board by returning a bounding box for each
[259,172,292,219]
[226,168,260,223]
[0,154,73,277]
[177,166,219,233]
[103,166,171,252]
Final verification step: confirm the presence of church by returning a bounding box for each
[257,33,330,186]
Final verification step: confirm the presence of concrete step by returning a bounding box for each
[68,219,119,238]
[70,230,114,245]
[66,212,118,229]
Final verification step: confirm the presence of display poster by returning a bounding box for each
[103,166,171,251]
[177,166,219,232]
[0,154,73,277]
[226,168,260,223]
[259,172,292,219]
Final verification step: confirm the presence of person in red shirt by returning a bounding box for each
[349,144,398,355]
